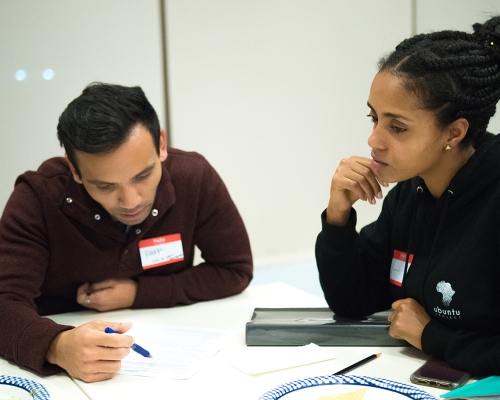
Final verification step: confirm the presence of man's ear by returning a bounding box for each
[159,129,168,162]
[64,154,83,184]
[445,118,470,148]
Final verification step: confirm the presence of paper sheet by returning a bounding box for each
[118,323,238,379]
[231,343,336,375]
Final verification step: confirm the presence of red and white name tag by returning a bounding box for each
[390,250,414,287]
[139,233,184,270]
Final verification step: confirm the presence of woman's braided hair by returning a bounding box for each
[378,16,500,148]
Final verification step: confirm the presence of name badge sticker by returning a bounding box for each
[390,249,414,287]
[139,233,184,270]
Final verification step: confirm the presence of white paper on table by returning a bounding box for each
[231,343,336,375]
[118,323,239,379]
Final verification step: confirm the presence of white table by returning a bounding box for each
[0,355,88,399]
[42,283,443,399]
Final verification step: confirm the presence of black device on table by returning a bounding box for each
[410,357,471,389]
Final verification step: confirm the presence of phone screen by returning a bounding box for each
[410,358,471,389]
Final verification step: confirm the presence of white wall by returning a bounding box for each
[0,0,165,211]
[2,0,500,270]
[165,0,412,267]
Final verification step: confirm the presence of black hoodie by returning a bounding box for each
[316,132,500,376]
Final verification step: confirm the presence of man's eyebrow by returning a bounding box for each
[87,178,114,186]
[366,101,414,122]
[87,164,155,185]
[133,164,155,179]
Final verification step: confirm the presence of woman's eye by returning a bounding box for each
[97,185,112,191]
[391,125,407,134]
[367,114,378,123]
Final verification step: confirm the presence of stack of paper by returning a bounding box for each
[119,323,239,379]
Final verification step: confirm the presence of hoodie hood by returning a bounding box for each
[410,132,500,209]
[402,133,500,301]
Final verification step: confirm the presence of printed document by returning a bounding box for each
[118,323,238,379]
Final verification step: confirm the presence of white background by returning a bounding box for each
[1,0,500,271]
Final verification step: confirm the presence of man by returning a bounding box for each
[0,83,253,382]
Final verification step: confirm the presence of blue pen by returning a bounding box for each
[105,327,153,358]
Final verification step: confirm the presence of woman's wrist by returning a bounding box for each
[325,206,351,226]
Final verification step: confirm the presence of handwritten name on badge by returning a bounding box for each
[139,233,184,270]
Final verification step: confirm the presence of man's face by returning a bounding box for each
[68,124,167,225]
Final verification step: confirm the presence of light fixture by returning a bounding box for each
[15,70,27,81]
[43,69,54,80]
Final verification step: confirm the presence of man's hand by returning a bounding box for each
[326,156,388,226]
[388,298,431,349]
[77,278,138,312]
[46,320,133,382]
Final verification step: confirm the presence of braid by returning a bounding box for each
[379,16,500,148]
[396,31,471,53]
[421,54,490,70]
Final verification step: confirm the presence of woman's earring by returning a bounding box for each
[445,145,451,150]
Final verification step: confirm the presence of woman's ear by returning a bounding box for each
[445,118,470,148]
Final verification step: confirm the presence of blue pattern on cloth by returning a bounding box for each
[0,375,50,400]
[259,375,437,400]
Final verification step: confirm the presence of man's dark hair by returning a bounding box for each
[378,16,500,148]
[57,82,161,176]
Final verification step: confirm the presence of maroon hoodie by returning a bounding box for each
[0,148,253,375]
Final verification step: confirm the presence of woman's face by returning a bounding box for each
[367,71,449,185]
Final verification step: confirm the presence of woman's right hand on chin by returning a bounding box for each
[326,156,387,226]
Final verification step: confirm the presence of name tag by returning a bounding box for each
[139,233,184,270]
[390,249,414,287]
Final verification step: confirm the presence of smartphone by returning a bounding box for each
[410,357,471,389]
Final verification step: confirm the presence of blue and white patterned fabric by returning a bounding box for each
[259,375,437,399]
[0,375,50,400]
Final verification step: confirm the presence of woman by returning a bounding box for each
[316,16,500,375]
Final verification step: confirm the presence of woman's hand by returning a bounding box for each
[388,298,431,349]
[326,156,387,225]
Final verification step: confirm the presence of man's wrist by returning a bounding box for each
[45,330,65,365]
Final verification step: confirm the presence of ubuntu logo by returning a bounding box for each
[436,281,455,307]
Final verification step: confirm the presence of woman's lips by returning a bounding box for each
[371,158,388,168]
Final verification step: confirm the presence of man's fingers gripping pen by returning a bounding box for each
[105,327,153,358]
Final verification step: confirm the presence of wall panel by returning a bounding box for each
[0,0,165,211]
[165,0,412,266]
